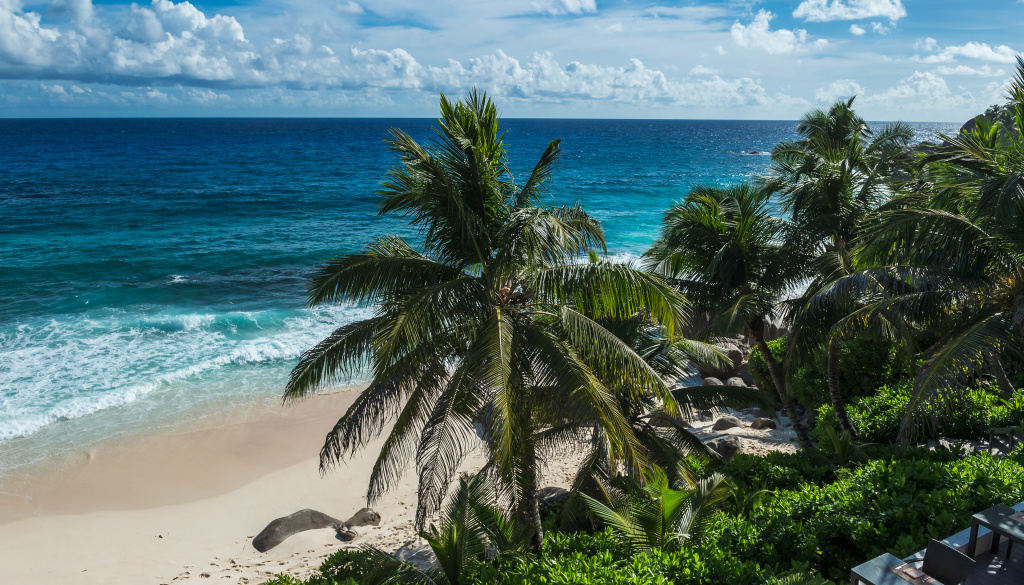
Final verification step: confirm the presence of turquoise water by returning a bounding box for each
[0,118,958,471]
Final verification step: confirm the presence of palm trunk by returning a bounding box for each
[517,439,544,555]
[989,355,1016,400]
[751,322,814,450]
[828,338,858,439]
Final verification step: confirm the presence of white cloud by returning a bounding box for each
[533,0,596,16]
[919,42,1019,64]
[731,10,827,55]
[0,0,790,110]
[793,0,906,23]
[935,64,1006,77]
[815,79,863,102]
[689,65,720,75]
[335,2,364,14]
[871,22,889,34]
[861,71,974,111]
[418,51,775,107]
[850,24,865,36]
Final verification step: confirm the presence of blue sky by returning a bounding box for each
[1,0,1021,120]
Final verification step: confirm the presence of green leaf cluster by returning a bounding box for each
[815,382,1020,443]
[713,450,1024,581]
[747,336,908,410]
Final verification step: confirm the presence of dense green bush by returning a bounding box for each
[304,549,378,585]
[263,447,1024,585]
[467,528,766,585]
[747,337,908,409]
[815,382,1013,443]
[713,450,1024,581]
[747,338,785,395]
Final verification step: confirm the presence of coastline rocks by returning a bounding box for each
[712,416,743,431]
[703,377,724,386]
[725,377,746,387]
[751,418,777,430]
[253,509,343,552]
[335,508,382,542]
[252,507,381,551]
[707,436,741,459]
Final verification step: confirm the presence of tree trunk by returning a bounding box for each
[989,355,1016,400]
[751,323,814,450]
[828,338,859,439]
[516,439,544,555]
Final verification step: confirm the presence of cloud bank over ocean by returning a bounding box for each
[0,0,1019,119]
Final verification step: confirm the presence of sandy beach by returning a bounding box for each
[0,389,795,585]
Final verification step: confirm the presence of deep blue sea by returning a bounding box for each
[0,118,957,473]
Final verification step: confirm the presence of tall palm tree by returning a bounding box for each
[284,91,688,552]
[770,98,913,438]
[827,58,1024,442]
[644,182,815,449]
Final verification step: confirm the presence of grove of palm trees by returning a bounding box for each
[273,61,1024,585]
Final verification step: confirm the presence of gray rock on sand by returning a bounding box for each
[252,507,381,552]
[751,417,777,430]
[538,487,570,505]
[711,416,743,431]
[707,436,741,459]
[703,377,724,386]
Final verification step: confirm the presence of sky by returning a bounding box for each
[0,0,1021,120]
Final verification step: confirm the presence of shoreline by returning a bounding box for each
[0,389,381,584]
[0,383,796,585]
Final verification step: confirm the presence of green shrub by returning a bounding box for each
[713,451,1024,581]
[714,451,833,499]
[748,338,786,394]
[816,382,1003,443]
[467,528,767,585]
[262,575,307,585]
[303,549,378,585]
[991,390,1024,427]
[748,337,908,410]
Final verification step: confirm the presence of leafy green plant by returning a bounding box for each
[816,381,1002,443]
[713,451,1024,580]
[581,468,734,552]
[466,527,766,585]
[306,550,379,585]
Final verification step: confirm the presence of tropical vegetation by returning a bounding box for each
[277,58,1024,585]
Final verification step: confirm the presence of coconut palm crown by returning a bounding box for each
[770,98,913,438]
[284,91,689,551]
[644,182,816,448]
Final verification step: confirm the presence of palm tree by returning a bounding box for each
[644,182,816,449]
[284,90,688,552]
[553,311,772,528]
[581,467,734,553]
[828,58,1024,442]
[770,98,913,438]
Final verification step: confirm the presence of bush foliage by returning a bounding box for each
[264,448,1024,585]
[816,383,1024,443]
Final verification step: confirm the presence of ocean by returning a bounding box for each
[0,118,957,474]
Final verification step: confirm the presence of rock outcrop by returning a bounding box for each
[252,507,381,552]
[712,416,743,431]
[707,436,741,459]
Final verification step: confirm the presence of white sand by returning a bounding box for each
[0,394,794,585]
